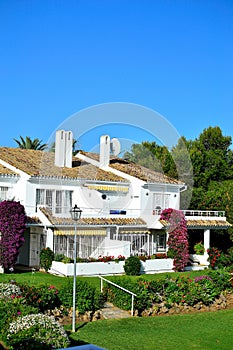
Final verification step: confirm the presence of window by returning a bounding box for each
[153,193,170,211]
[0,187,9,201]
[156,233,167,251]
[36,189,72,214]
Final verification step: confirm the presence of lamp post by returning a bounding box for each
[70,204,82,333]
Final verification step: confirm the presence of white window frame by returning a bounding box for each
[0,186,9,201]
[36,189,72,215]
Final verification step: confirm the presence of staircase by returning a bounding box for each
[101,302,131,319]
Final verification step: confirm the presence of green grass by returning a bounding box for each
[0,271,102,289]
[68,309,233,350]
[1,270,232,349]
[0,269,209,289]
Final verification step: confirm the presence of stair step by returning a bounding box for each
[101,302,131,319]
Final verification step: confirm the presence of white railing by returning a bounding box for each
[182,210,225,218]
[99,275,137,316]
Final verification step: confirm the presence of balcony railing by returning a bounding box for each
[182,210,225,218]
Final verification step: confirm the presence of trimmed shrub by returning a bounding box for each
[19,284,61,312]
[39,248,54,272]
[124,256,141,276]
[59,279,105,314]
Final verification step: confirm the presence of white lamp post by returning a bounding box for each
[70,204,82,333]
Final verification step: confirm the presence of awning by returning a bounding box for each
[119,229,150,234]
[54,229,106,236]
[86,184,129,192]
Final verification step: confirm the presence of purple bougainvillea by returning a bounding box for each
[160,208,189,272]
[0,200,26,269]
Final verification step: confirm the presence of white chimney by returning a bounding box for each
[55,130,73,168]
[99,135,110,168]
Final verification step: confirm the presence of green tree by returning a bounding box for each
[189,126,233,189]
[123,141,177,177]
[13,136,47,150]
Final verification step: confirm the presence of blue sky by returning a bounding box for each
[0,0,232,152]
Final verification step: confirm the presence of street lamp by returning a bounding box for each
[70,204,82,332]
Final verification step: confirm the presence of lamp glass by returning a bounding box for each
[70,204,82,221]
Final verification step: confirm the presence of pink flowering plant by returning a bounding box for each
[160,208,189,271]
[0,200,27,270]
[19,284,61,312]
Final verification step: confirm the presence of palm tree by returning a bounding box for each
[13,136,47,150]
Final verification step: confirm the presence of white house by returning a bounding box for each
[0,131,231,268]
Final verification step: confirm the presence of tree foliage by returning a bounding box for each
[13,136,47,150]
[123,126,233,243]
[0,201,27,270]
[189,126,233,189]
[124,141,177,177]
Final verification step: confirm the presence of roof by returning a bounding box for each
[40,207,147,227]
[160,219,232,229]
[26,216,42,224]
[80,151,183,185]
[0,147,183,185]
[0,147,127,182]
[0,163,18,176]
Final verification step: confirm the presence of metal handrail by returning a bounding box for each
[98,275,137,316]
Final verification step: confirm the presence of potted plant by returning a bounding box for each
[194,242,205,255]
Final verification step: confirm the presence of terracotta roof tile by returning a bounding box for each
[26,216,42,224]
[40,207,147,227]
[80,151,183,184]
[0,148,127,182]
[0,163,18,175]
[160,219,232,229]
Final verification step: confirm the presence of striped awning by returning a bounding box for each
[54,229,106,236]
[119,229,150,234]
[86,184,129,192]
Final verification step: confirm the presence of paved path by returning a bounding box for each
[101,302,131,319]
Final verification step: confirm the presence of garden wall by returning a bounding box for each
[49,259,174,277]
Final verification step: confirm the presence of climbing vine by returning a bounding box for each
[0,200,27,270]
[160,208,189,271]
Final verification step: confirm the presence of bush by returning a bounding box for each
[194,241,205,255]
[207,269,232,291]
[54,253,65,262]
[124,256,141,276]
[0,282,22,300]
[59,279,105,314]
[6,313,70,349]
[0,297,38,343]
[0,200,27,270]
[19,284,61,312]
[39,248,54,272]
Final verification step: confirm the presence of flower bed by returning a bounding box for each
[49,258,174,277]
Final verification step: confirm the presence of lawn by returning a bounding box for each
[68,309,233,350]
[0,269,232,350]
[0,269,208,289]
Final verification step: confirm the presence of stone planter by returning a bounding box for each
[190,254,209,266]
[49,258,174,277]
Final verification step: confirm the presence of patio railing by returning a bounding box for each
[182,210,225,218]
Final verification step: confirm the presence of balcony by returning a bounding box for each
[182,210,226,220]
